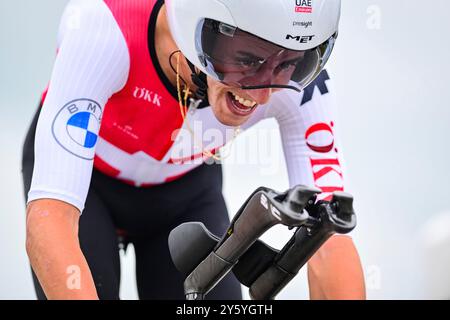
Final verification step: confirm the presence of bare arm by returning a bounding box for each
[307,235,366,300]
[26,199,98,300]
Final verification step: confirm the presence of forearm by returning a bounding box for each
[307,235,366,300]
[26,199,98,300]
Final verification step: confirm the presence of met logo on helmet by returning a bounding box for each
[295,0,313,13]
[286,34,315,43]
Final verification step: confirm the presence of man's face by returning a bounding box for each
[204,32,303,126]
[206,77,280,126]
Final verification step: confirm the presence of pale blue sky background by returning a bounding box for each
[1,0,449,299]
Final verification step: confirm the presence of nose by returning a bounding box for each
[247,88,273,105]
[241,60,280,104]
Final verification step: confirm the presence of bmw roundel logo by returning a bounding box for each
[52,99,102,160]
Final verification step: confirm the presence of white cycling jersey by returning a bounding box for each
[28,0,346,213]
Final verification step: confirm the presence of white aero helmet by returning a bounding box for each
[165,0,341,93]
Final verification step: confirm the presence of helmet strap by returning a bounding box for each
[186,59,209,100]
[169,50,210,107]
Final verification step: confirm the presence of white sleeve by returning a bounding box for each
[266,71,346,201]
[27,0,130,213]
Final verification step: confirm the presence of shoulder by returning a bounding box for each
[60,0,112,24]
[58,0,118,42]
[56,0,129,66]
[299,69,332,107]
[264,69,334,120]
[63,0,110,16]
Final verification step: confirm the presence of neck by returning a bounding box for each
[155,4,196,94]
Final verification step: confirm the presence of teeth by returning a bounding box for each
[231,92,257,108]
[243,100,255,107]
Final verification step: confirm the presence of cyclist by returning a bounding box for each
[23,0,365,300]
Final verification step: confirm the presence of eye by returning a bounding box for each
[236,58,263,68]
[278,60,299,71]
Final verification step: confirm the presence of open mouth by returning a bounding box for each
[225,92,258,117]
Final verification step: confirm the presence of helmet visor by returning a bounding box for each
[196,19,337,92]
